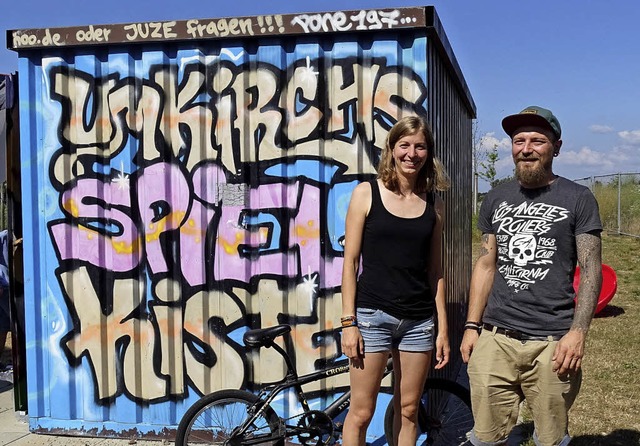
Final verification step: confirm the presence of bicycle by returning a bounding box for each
[175,323,473,446]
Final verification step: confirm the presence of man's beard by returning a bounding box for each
[515,159,551,187]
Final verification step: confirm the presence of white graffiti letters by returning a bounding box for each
[291,9,401,33]
[49,52,425,404]
[123,21,177,41]
[185,18,254,38]
[50,57,426,185]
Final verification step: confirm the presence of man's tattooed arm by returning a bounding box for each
[478,233,491,258]
[572,231,603,332]
[465,233,497,322]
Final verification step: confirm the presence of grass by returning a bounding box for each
[565,234,640,445]
[591,177,640,237]
[471,228,640,445]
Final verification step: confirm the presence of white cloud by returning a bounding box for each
[495,157,515,178]
[589,124,614,134]
[606,145,640,173]
[556,147,615,168]
[479,132,511,154]
[475,133,640,188]
[555,144,640,180]
[618,130,640,144]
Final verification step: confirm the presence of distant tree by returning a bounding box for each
[472,120,483,178]
[478,144,499,187]
[491,174,514,188]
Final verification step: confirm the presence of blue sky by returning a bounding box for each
[2,0,639,190]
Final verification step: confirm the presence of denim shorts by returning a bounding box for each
[356,307,434,353]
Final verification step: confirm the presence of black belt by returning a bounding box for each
[483,323,562,342]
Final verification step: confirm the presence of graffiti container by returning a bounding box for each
[7,6,475,441]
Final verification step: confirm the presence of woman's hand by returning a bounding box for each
[434,333,450,369]
[341,325,364,367]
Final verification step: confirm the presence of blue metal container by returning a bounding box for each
[7,6,475,441]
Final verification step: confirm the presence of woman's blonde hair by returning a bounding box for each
[377,115,450,193]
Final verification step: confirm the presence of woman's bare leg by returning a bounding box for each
[392,349,433,446]
[342,351,389,446]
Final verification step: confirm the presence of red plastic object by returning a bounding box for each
[573,264,618,315]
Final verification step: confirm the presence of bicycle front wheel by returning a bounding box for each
[383,378,473,446]
[176,389,283,445]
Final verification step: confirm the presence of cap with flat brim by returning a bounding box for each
[502,106,561,139]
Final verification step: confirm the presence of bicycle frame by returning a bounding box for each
[178,324,472,446]
[232,327,393,442]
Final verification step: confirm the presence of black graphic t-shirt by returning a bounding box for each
[478,177,602,336]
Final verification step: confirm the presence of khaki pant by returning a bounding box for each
[468,328,581,446]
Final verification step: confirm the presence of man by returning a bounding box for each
[461,106,602,446]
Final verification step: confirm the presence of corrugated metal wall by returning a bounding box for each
[427,36,475,368]
[9,6,475,441]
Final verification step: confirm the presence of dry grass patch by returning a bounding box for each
[567,234,640,445]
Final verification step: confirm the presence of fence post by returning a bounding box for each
[618,173,622,235]
[473,172,478,214]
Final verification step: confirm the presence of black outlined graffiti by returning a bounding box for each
[47,55,428,402]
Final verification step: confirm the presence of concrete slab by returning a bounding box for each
[0,385,167,445]
[0,367,531,446]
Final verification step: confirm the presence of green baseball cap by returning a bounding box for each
[502,106,562,139]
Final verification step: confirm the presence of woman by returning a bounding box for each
[340,116,450,446]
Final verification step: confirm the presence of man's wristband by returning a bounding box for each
[464,321,482,333]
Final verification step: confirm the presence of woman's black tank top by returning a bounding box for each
[356,180,436,320]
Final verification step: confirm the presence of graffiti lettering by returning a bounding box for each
[256,15,285,34]
[60,267,168,400]
[75,25,112,43]
[47,51,426,403]
[185,18,254,38]
[59,265,347,400]
[10,8,424,50]
[49,162,343,287]
[291,9,401,33]
[13,32,37,47]
[124,21,178,41]
[49,58,426,184]
[182,288,245,395]
[291,12,352,33]
[42,29,62,46]
[350,10,400,30]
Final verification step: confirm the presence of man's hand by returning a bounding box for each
[460,330,480,363]
[552,330,587,375]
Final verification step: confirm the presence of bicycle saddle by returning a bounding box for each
[243,324,291,347]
